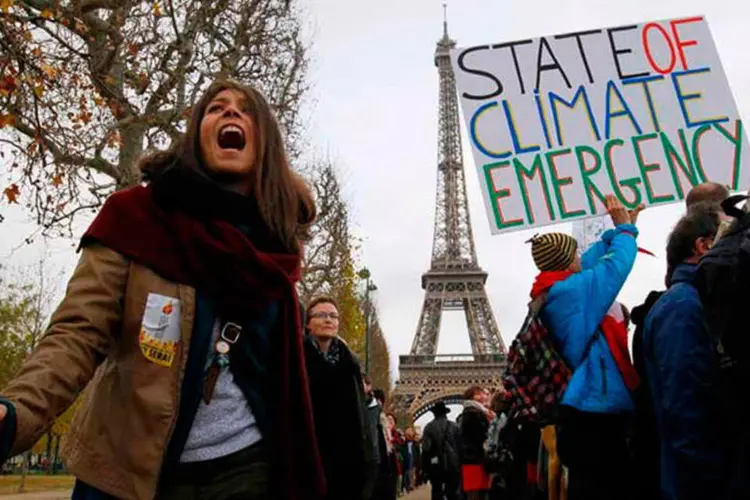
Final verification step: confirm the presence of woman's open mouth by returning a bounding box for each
[217,124,246,150]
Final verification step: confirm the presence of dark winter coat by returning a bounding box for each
[459,404,491,465]
[422,416,460,476]
[304,336,374,500]
[644,263,730,500]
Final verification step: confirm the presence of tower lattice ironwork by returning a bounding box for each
[392,14,507,420]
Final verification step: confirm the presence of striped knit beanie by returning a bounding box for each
[528,233,578,272]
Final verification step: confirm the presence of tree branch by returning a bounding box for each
[72,0,118,14]
[11,116,118,179]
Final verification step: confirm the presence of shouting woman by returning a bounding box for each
[303,297,374,499]
[0,80,324,500]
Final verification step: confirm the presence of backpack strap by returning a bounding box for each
[529,292,547,317]
[528,291,598,367]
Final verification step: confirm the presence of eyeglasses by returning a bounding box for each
[309,312,340,320]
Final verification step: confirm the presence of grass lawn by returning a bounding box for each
[0,475,74,495]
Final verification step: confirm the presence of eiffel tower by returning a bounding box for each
[392,12,507,421]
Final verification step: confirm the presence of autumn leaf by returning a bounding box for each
[33,85,44,98]
[51,174,63,187]
[3,184,20,204]
[153,1,161,16]
[0,0,14,14]
[93,96,104,106]
[40,63,57,79]
[0,114,16,128]
[0,75,18,96]
[128,43,138,56]
[32,47,42,57]
[40,8,52,19]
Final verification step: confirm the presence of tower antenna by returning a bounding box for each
[442,3,448,37]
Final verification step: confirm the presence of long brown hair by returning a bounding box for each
[139,79,315,253]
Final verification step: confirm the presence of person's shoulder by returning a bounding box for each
[661,281,701,308]
[646,283,702,333]
[90,184,155,229]
[544,277,585,311]
[302,334,319,357]
[102,184,151,209]
[334,337,364,372]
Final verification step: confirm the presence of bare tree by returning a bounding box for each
[0,0,309,235]
[299,158,352,303]
[298,159,372,356]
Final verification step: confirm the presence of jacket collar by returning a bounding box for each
[669,262,698,286]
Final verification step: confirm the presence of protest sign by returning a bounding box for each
[572,215,614,255]
[451,16,749,234]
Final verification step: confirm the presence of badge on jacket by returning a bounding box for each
[139,293,181,367]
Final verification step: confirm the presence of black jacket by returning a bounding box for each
[422,416,460,475]
[304,336,373,500]
[459,405,490,465]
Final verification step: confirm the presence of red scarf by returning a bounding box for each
[531,271,640,392]
[81,167,325,499]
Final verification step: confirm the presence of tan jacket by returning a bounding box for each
[2,244,197,500]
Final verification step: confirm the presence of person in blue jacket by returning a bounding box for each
[643,204,730,500]
[528,195,642,500]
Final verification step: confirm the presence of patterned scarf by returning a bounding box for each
[311,336,342,365]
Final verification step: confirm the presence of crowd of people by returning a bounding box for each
[420,185,750,500]
[0,78,748,500]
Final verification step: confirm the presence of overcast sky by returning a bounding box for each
[2,0,750,389]
[305,0,750,365]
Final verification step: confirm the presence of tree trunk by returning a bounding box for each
[117,125,146,189]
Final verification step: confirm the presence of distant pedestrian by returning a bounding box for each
[363,376,382,500]
[422,402,460,500]
[459,386,493,500]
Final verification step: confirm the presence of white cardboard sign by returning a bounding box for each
[451,16,749,234]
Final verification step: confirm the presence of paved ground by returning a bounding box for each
[0,492,70,500]
[0,486,431,499]
[404,485,431,500]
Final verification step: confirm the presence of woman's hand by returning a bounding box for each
[629,203,646,225]
[606,195,631,226]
